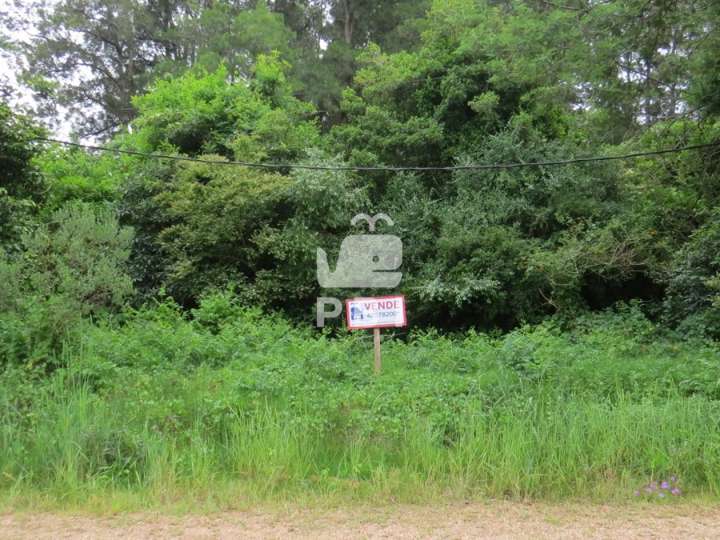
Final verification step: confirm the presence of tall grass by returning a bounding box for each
[3,389,720,509]
[2,301,720,509]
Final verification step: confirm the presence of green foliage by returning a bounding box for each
[331,0,578,168]
[686,2,720,118]
[186,1,295,79]
[2,303,720,506]
[0,204,134,367]
[115,62,338,307]
[5,0,720,511]
[0,103,45,251]
[128,63,319,163]
[154,157,293,304]
[12,0,168,136]
[664,212,720,338]
[33,146,134,212]
[8,0,304,136]
[4,0,719,331]
[247,152,369,315]
[121,149,368,312]
[369,121,629,327]
[577,0,717,140]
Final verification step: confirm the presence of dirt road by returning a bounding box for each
[3,502,720,539]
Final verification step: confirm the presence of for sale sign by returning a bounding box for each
[345,295,407,330]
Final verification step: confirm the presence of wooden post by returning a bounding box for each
[373,327,382,375]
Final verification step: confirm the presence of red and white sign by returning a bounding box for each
[345,295,407,330]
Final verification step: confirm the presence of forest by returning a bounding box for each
[1,0,720,509]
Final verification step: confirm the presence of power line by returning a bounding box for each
[32,137,720,172]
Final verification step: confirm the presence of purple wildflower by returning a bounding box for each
[661,481,670,490]
[670,475,678,483]
[671,487,681,496]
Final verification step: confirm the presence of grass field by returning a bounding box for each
[2,297,720,511]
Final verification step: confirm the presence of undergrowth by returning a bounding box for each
[1,295,719,510]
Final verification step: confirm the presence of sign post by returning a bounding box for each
[346,295,407,375]
[373,327,381,374]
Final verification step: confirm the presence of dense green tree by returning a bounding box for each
[6,0,433,134]
[8,0,296,136]
[266,0,431,126]
[10,0,189,135]
[175,1,295,80]
[4,0,720,333]
[150,158,293,305]
[576,0,719,142]
[118,58,335,307]
[376,119,625,328]
[331,1,577,171]
[33,145,134,212]
[686,2,720,118]
[664,211,720,338]
[125,56,320,160]
[325,0,720,327]
[334,0,720,162]
[120,150,369,311]
[0,103,45,251]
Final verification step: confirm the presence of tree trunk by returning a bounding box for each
[342,0,353,45]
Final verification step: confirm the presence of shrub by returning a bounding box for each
[664,212,720,339]
[0,203,134,367]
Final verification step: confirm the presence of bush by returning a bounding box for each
[2,306,720,506]
[664,212,720,339]
[0,203,134,367]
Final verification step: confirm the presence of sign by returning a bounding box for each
[345,295,407,330]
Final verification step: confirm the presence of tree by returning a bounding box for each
[324,0,429,50]
[0,102,45,251]
[125,56,320,161]
[175,1,296,81]
[33,144,135,213]
[326,0,720,327]
[576,0,719,142]
[7,0,296,136]
[307,0,431,125]
[664,212,720,338]
[10,0,181,135]
[118,57,326,304]
[4,0,435,133]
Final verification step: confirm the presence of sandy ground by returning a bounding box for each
[2,502,720,539]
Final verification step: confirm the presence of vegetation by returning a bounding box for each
[2,296,720,508]
[0,0,719,509]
